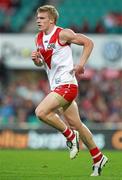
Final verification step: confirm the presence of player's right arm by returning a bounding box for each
[31,35,44,67]
[31,50,43,67]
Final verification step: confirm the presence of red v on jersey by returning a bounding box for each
[36,28,62,69]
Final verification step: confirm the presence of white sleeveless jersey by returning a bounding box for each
[36,26,77,90]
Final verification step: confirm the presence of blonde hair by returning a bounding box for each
[36,5,59,24]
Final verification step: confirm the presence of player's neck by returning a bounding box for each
[44,24,56,35]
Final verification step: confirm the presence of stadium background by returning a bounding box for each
[0,0,122,151]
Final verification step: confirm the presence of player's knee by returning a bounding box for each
[35,108,47,120]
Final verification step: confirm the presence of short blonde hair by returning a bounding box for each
[36,5,59,24]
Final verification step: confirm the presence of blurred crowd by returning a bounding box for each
[0,71,49,125]
[0,59,122,125]
[71,12,122,34]
[0,0,122,33]
[78,69,122,123]
[0,0,21,32]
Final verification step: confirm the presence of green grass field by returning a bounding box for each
[0,150,121,180]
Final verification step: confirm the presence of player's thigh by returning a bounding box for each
[36,92,70,114]
[63,101,81,124]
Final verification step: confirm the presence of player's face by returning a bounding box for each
[36,12,54,32]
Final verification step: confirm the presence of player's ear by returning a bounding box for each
[50,18,55,24]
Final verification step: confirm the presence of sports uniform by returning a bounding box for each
[36,26,78,102]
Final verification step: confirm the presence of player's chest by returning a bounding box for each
[37,39,59,54]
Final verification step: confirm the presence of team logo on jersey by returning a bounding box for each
[47,43,56,50]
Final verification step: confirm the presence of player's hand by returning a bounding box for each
[31,51,43,66]
[73,64,85,81]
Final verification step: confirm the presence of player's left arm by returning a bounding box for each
[59,29,94,67]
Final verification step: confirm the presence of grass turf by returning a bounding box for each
[0,150,121,180]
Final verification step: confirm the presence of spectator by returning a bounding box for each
[0,56,9,87]
[0,95,15,124]
[94,20,105,33]
[81,19,90,33]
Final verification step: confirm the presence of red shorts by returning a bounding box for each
[52,84,78,102]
